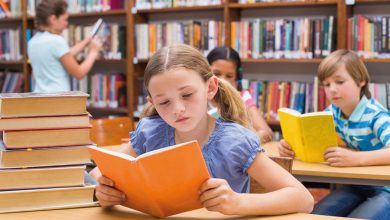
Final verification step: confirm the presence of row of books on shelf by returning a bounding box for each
[135,0,223,9]
[0,91,96,213]
[61,23,126,60]
[135,20,225,59]
[348,15,390,59]
[0,0,21,18]
[231,16,334,59]
[26,0,125,17]
[241,78,389,121]
[0,28,22,61]
[70,73,127,108]
[0,71,23,93]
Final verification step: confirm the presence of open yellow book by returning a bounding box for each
[278,108,338,163]
[88,140,210,218]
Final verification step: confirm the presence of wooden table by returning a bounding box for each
[263,142,390,186]
[0,206,358,220]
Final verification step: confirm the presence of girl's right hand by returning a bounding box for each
[95,174,126,208]
[278,139,295,158]
[88,38,103,53]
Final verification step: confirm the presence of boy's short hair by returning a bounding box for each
[317,49,371,98]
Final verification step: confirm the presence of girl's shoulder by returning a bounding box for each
[136,115,170,133]
[211,119,260,148]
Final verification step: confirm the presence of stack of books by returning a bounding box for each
[0,91,97,213]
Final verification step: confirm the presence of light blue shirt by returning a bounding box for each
[130,115,263,193]
[28,31,70,92]
[327,96,390,151]
[326,96,390,192]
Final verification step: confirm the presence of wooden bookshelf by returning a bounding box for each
[1,0,389,130]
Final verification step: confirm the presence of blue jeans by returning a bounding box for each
[312,185,390,220]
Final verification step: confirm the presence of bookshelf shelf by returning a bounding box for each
[136,5,224,14]
[0,16,23,22]
[68,9,127,18]
[87,106,128,118]
[0,60,24,65]
[228,0,337,9]
[363,58,390,63]
[354,0,390,4]
[241,58,323,63]
[95,59,127,64]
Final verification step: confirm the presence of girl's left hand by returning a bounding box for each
[199,178,241,215]
[324,147,360,167]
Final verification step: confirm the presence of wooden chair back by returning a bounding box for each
[250,156,293,193]
[90,117,132,146]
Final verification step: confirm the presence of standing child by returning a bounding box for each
[28,0,102,92]
[207,47,273,143]
[90,44,313,216]
[278,49,390,220]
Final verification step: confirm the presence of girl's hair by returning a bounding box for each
[141,44,251,129]
[317,49,371,98]
[206,47,243,89]
[35,0,68,31]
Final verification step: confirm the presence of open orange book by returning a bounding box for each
[88,140,210,218]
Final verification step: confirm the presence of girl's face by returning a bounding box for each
[147,68,218,133]
[210,59,237,88]
[49,13,69,34]
[322,65,365,114]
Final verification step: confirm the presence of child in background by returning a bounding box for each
[207,47,273,143]
[278,49,390,220]
[28,0,102,92]
[90,44,313,216]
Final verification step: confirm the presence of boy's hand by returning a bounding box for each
[324,147,360,167]
[95,175,126,208]
[199,178,241,215]
[278,139,295,158]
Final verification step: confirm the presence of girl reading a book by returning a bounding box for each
[28,0,102,92]
[278,49,390,220]
[90,44,313,215]
[207,47,273,143]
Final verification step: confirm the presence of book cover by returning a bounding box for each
[278,108,338,163]
[3,127,91,149]
[0,91,88,118]
[90,18,103,37]
[0,185,97,213]
[0,114,90,131]
[88,140,210,218]
[0,143,92,168]
[0,165,86,190]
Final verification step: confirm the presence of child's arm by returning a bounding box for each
[60,38,102,79]
[89,142,139,208]
[247,106,273,143]
[324,146,390,167]
[199,153,313,215]
[69,37,92,57]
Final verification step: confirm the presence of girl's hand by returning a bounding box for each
[95,175,126,208]
[258,129,273,144]
[278,139,295,158]
[88,38,103,54]
[199,178,242,215]
[324,147,361,167]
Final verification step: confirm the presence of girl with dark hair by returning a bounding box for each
[207,47,273,143]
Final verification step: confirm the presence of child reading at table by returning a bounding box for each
[278,49,390,220]
[90,44,314,216]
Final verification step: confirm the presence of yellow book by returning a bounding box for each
[278,108,338,163]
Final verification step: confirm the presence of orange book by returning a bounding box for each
[88,140,210,218]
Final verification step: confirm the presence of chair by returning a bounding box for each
[250,156,293,193]
[90,117,133,146]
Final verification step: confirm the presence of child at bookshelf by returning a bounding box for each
[90,44,313,215]
[28,0,102,93]
[206,47,273,143]
[278,49,390,219]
